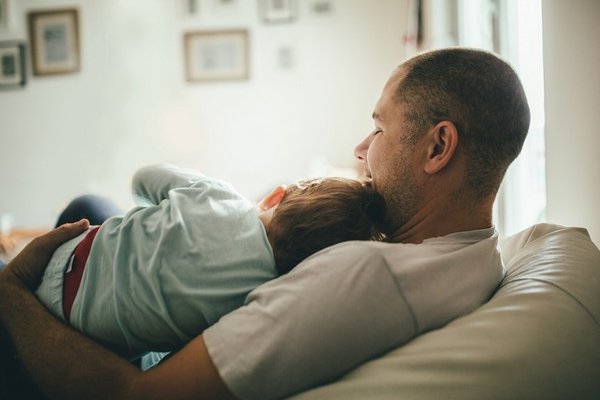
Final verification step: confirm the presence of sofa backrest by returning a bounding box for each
[292,224,600,400]
[500,223,600,327]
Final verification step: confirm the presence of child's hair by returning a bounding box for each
[267,177,386,275]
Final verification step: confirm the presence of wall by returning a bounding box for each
[0,0,408,228]
[542,0,600,244]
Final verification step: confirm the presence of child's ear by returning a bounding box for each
[258,185,287,211]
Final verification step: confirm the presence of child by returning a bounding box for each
[36,164,385,357]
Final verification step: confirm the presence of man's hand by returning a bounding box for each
[0,219,89,291]
[0,218,237,400]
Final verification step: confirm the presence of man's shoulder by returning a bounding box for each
[301,238,447,269]
[291,232,501,299]
[205,241,421,400]
[244,241,399,306]
[296,240,394,272]
[318,239,391,253]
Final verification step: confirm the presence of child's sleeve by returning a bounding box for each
[132,164,205,206]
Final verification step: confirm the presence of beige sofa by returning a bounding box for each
[292,224,600,399]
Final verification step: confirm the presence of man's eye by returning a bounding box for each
[373,129,382,136]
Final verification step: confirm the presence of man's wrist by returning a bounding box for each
[0,269,31,317]
[0,267,25,289]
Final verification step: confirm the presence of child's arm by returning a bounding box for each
[132,164,205,206]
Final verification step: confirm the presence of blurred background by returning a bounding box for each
[0,0,598,245]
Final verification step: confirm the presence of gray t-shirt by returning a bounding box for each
[203,228,503,400]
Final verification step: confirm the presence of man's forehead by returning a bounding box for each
[373,93,407,123]
[371,67,409,121]
[373,72,404,113]
[372,98,403,123]
[372,97,387,121]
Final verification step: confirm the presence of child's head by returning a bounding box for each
[258,177,386,275]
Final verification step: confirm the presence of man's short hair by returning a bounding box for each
[268,178,386,275]
[395,48,531,199]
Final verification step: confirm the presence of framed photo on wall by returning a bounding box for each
[28,8,80,76]
[0,41,26,89]
[260,0,297,23]
[184,30,249,82]
[0,0,9,29]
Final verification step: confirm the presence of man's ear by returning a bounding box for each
[424,121,459,175]
[258,185,287,211]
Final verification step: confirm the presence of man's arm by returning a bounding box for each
[0,222,236,400]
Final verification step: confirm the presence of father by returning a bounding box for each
[0,48,529,400]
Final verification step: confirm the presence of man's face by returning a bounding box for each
[354,67,423,232]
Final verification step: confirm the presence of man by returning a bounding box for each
[0,48,529,400]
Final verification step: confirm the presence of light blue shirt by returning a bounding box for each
[37,164,277,356]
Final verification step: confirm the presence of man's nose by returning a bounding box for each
[354,135,371,161]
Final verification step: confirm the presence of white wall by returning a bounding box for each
[0,0,408,228]
[542,0,600,244]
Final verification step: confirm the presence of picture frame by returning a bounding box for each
[0,41,26,89]
[260,0,297,23]
[184,30,249,82]
[27,8,80,76]
[185,0,199,16]
[0,0,9,29]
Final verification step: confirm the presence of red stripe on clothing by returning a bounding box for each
[63,226,100,322]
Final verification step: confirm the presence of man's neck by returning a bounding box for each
[388,196,494,244]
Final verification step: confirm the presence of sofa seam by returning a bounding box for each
[508,277,600,328]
